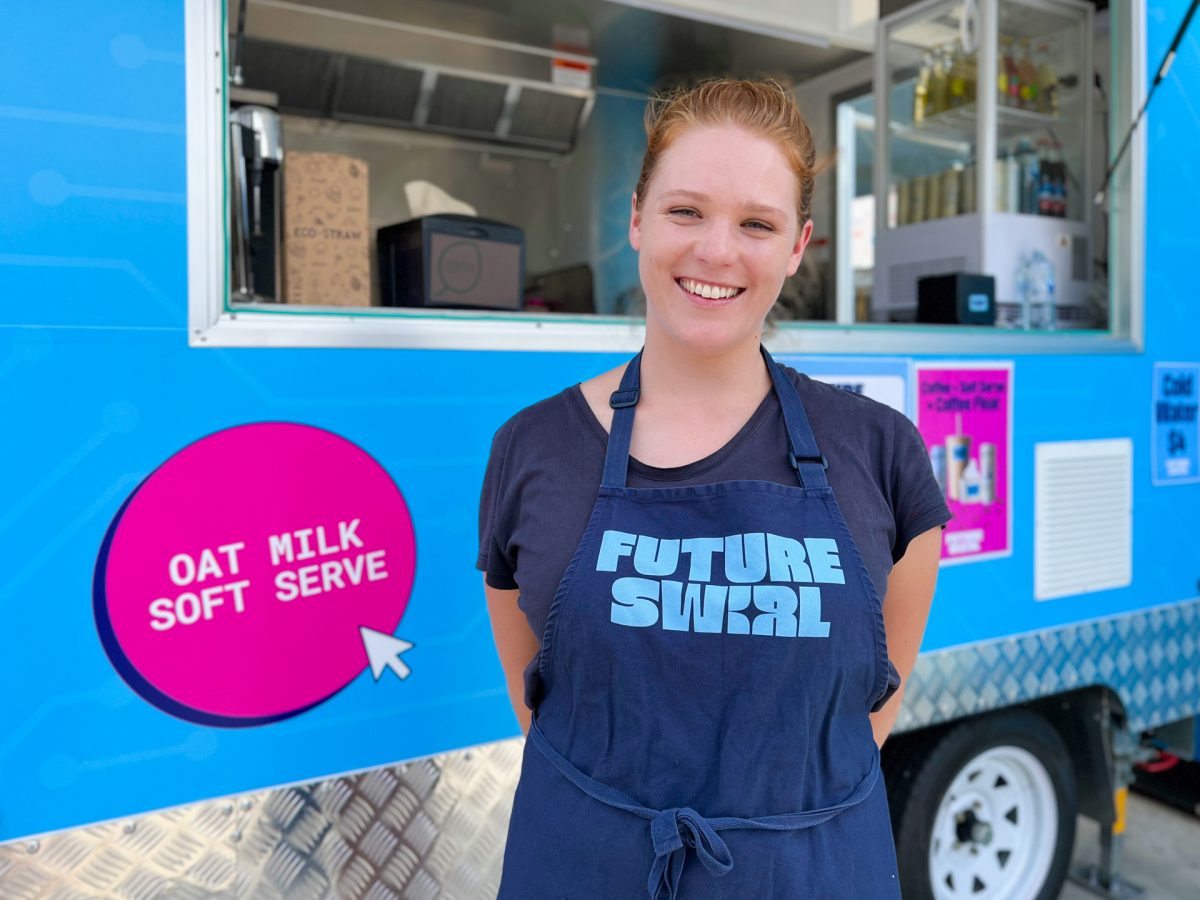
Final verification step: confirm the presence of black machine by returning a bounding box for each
[378,215,525,310]
[917,272,996,326]
[229,102,283,301]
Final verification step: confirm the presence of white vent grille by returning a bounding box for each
[1035,439,1133,600]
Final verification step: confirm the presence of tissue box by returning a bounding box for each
[283,152,370,306]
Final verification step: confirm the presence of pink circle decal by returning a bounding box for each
[94,423,416,726]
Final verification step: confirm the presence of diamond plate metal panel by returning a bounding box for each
[897,599,1200,734]
[0,740,521,899]
[6,600,1199,897]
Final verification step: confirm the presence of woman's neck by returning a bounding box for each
[639,331,771,411]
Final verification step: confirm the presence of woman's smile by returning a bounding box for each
[675,277,746,305]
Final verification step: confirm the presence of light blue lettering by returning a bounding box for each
[725,585,752,634]
[681,537,723,581]
[766,533,813,583]
[610,577,660,627]
[597,530,637,572]
[797,586,831,637]
[751,585,798,637]
[804,538,845,585]
[662,581,725,633]
[724,533,767,583]
[634,535,681,577]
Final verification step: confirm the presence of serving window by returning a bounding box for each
[186,0,1142,353]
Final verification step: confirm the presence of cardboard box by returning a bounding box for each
[283,152,370,306]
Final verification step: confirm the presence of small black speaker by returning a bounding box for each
[917,273,996,325]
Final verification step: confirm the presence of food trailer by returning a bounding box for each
[1,0,1197,898]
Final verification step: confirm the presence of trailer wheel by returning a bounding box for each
[886,710,1076,900]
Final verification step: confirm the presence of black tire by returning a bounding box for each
[884,710,1077,900]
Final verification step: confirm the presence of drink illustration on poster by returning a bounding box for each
[916,364,1013,563]
[93,422,418,726]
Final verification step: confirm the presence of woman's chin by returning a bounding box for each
[651,317,763,357]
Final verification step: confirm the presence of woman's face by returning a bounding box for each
[630,123,813,356]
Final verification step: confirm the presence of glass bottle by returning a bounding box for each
[999,36,1019,107]
[1036,42,1059,115]
[949,44,969,109]
[1036,139,1053,216]
[963,47,978,105]
[913,51,932,124]
[928,46,951,116]
[1017,37,1039,109]
[1016,139,1039,214]
[1051,140,1068,218]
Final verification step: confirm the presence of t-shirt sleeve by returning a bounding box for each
[476,419,519,590]
[890,411,953,563]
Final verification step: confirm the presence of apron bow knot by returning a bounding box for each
[647,807,733,900]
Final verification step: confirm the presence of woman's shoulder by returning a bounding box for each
[489,382,601,461]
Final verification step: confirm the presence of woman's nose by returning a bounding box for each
[693,221,738,266]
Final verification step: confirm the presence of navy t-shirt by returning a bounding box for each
[478,364,951,657]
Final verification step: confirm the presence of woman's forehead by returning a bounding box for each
[648,125,798,212]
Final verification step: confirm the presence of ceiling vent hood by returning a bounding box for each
[235,0,596,153]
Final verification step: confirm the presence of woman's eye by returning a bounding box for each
[668,208,699,218]
[744,220,775,232]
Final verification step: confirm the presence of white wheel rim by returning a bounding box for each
[928,745,1058,900]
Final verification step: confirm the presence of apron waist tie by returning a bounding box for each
[529,722,880,900]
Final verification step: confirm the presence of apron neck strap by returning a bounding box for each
[761,346,829,489]
[602,347,828,490]
[602,351,642,488]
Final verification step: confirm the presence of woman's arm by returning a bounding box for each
[869,526,943,747]
[484,574,540,735]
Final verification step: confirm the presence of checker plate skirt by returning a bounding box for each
[0,741,521,899]
[897,599,1200,734]
[3,600,1198,897]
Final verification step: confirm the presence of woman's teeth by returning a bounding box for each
[678,279,743,300]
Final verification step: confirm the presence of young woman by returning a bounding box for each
[478,79,949,899]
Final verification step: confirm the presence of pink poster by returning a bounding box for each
[916,364,1013,564]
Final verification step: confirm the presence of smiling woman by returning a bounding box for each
[479,78,949,899]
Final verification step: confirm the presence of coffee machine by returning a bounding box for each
[229,98,283,301]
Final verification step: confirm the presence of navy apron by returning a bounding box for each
[499,348,901,899]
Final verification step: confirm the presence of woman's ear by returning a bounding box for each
[785,219,814,276]
[629,192,642,252]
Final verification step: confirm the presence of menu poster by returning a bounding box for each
[916,363,1013,565]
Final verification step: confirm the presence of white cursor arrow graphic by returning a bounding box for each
[360,626,415,681]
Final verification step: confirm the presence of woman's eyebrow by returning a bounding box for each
[658,189,785,219]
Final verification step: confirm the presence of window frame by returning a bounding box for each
[185,0,1144,355]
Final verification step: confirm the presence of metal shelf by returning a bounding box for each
[897,101,1076,145]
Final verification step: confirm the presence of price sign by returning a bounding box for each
[1152,364,1200,485]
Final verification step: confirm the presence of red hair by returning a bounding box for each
[635,78,819,223]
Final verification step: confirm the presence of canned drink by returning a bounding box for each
[910,175,928,223]
[961,164,976,213]
[941,167,961,218]
[925,172,942,221]
[979,442,997,504]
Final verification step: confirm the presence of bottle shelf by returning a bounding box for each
[897,101,1072,145]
